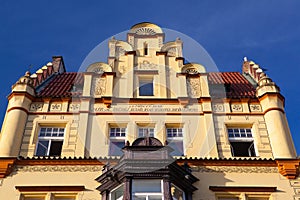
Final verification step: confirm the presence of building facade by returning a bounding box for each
[0,22,299,200]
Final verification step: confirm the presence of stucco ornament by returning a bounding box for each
[93,78,106,96]
[187,78,200,97]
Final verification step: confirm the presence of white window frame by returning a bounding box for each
[138,127,155,138]
[132,179,164,200]
[109,184,124,200]
[109,127,127,156]
[166,127,184,156]
[35,127,65,156]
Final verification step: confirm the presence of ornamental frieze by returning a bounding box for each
[29,103,43,111]
[249,104,262,112]
[15,165,102,172]
[231,104,243,112]
[212,104,224,112]
[50,103,62,111]
[192,166,278,173]
[69,103,80,112]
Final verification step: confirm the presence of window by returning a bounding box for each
[109,127,126,156]
[110,184,124,200]
[144,42,148,55]
[20,193,76,200]
[132,179,163,200]
[217,195,269,200]
[167,127,184,156]
[138,127,154,138]
[139,78,154,96]
[35,127,65,156]
[171,184,185,200]
[227,128,256,157]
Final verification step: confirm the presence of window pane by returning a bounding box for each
[23,197,45,200]
[111,184,124,200]
[171,184,184,200]
[138,128,154,137]
[36,140,49,156]
[168,140,184,156]
[230,141,255,157]
[109,141,125,156]
[49,140,63,156]
[139,80,153,96]
[132,180,161,193]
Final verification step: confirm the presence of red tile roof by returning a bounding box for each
[208,72,256,98]
[37,72,83,97]
[36,72,256,99]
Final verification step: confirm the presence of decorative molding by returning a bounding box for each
[135,27,156,35]
[0,158,16,178]
[136,60,158,70]
[69,103,80,112]
[16,185,85,192]
[186,77,200,98]
[192,166,278,173]
[50,103,62,111]
[277,160,300,179]
[167,47,177,57]
[213,104,224,112]
[93,78,106,96]
[209,186,277,192]
[249,104,262,112]
[231,104,243,112]
[15,165,102,172]
[30,103,43,111]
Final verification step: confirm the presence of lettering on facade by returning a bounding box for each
[93,104,199,113]
[231,104,243,112]
[29,103,43,111]
[50,103,62,111]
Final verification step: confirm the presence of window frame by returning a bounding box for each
[166,127,184,156]
[132,179,164,200]
[35,127,65,156]
[109,127,127,156]
[138,127,155,138]
[138,76,154,97]
[227,127,257,157]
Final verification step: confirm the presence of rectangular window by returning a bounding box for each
[167,128,184,156]
[132,179,163,200]
[35,127,65,156]
[109,127,126,156]
[138,128,155,138]
[139,78,154,96]
[227,128,256,157]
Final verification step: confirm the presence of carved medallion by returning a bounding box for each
[30,103,43,111]
[231,104,243,112]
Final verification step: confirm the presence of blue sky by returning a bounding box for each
[0,1,300,154]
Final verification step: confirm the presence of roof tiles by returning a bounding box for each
[36,72,256,99]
